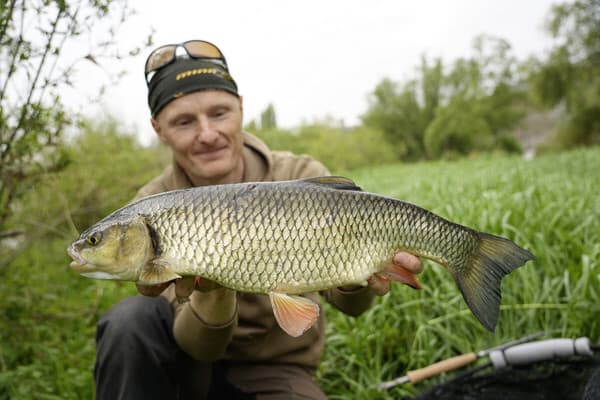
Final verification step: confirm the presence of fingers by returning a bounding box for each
[194,276,223,292]
[367,252,423,297]
[135,275,223,297]
[393,252,423,274]
[367,274,391,296]
[136,281,171,296]
[175,276,196,299]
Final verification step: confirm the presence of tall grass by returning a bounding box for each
[0,149,598,398]
[317,149,600,398]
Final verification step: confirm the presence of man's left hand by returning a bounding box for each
[368,252,423,296]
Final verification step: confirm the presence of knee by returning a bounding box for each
[96,296,172,345]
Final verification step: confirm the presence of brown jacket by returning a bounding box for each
[136,132,375,370]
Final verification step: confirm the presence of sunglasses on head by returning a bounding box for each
[144,40,228,84]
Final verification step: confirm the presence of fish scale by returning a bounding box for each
[153,183,442,292]
[69,176,534,333]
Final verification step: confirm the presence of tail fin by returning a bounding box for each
[455,232,534,331]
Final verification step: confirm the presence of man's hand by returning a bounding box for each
[174,276,223,299]
[136,281,171,297]
[136,276,223,298]
[368,252,423,296]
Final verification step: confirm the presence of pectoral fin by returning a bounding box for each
[138,259,182,285]
[269,292,320,337]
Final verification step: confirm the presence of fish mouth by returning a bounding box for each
[66,244,130,281]
[67,245,89,272]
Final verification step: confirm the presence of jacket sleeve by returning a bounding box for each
[321,286,375,317]
[273,152,377,317]
[166,286,237,361]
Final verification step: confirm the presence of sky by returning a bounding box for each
[67,0,560,145]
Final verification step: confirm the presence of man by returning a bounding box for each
[94,39,423,399]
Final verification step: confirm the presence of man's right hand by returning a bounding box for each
[174,276,224,299]
[136,281,172,297]
[137,277,236,326]
[136,276,223,298]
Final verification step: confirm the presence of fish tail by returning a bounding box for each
[454,232,534,331]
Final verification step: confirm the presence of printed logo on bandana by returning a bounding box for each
[175,68,234,83]
[176,68,217,80]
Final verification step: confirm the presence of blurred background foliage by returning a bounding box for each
[1,0,597,237]
[248,0,598,163]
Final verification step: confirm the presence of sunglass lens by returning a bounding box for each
[146,46,176,73]
[184,41,223,58]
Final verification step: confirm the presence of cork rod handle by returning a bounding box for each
[406,352,478,383]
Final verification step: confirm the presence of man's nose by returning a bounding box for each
[195,117,218,143]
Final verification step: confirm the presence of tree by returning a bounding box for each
[446,35,526,130]
[1,119,168,268]
[362,56,443,161]
[528,0,599,148]
[424,95,494,158]
[0,0,151,234]
[260,102,278,130]
[364,37,526,161]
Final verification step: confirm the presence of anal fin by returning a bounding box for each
[269,292,320,337]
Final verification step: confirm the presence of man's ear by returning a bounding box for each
[239,95,244,113]
[151,118,167,144]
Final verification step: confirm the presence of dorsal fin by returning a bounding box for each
[301,176,362,191]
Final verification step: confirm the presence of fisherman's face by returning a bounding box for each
[152,90,245,186]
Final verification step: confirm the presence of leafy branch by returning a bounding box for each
[0,0,152,234]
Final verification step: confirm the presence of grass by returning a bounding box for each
[1,148,599,399]
[317,149,600,398]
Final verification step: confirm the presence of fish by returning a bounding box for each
[67,176,534,337]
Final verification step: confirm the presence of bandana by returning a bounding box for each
[147,58,238,117]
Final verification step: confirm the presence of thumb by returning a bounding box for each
[175,277,196,299]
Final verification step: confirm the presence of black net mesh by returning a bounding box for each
[412,356,600,400]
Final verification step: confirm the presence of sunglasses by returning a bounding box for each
[144,40,228,84]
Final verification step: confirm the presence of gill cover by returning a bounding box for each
[72,216,156,281]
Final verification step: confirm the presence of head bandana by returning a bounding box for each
[147,58,238,117]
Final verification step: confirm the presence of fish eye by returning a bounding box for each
[86,232,102,246]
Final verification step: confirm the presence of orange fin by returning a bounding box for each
[377,263,422,290]
[269,292,320,337]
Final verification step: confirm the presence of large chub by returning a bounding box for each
[453,232,535,331]
[68,177,536,334]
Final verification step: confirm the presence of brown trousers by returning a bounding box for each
[95,296,326,400]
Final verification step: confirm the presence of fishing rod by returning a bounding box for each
[376,333,598,390]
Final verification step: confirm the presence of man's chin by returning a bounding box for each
[188,161,239,184]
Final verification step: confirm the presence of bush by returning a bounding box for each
[0,120,167,398]
[424,98,494,158]
[254,123,398,171]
